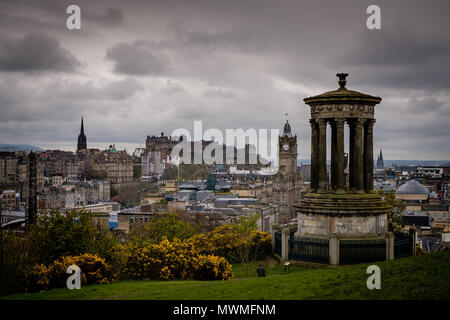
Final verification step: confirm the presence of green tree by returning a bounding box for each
[133,165,142,180]
[28,208,118,265]
[110,185,119,198]
[127,211,200,246]
[231,213,260,277]
[378,190,405,231]
[0,208,118,295]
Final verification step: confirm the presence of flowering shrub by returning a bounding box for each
[122,238,198,280]
[119,237,232,281]
[248,230,273,260]
[28,254,113,291]
[193,255,232,281]
[187,225,272,263]
[22,225,270,292]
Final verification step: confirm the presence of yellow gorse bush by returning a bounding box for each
[116,236,232,281]
[187,225,272,264]
[27,225,271,290]
[27,254,113,292]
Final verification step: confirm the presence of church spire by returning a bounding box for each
[77,116,87,152]
[376,149,384,169]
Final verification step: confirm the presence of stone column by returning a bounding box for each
[310,119,319,191]
[317,119,327,191]
[335,118,345,193]
[409,227,417,256]
[271,228,277,252]
[26,151,37,229]
[329,233,339,265]
[364,119,375,192]
[281,227,290,260]
[349,120,355,190]
[330,120,337,189]
[385,232,394,260]
[354,118,364,193]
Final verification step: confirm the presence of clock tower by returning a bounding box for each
[279,120,298,176]
[273,120,302,224]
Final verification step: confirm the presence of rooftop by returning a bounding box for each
[396,180,429,195]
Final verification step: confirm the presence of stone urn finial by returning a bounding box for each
[336,73,348,89]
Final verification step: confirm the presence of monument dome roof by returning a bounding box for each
[304,73,381,105]
[396,180,429,195]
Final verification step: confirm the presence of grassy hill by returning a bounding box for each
[3,251,450,300]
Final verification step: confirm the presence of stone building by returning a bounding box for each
[89,146,134,184]
[272,120,302,223]
[145,132,180,160]
[38,179,111,209]
[40,150,80,179]
[141,150,164,176]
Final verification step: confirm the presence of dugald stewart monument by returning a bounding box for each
[293,73,392,264]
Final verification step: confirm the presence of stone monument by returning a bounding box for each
[295,73,389,238]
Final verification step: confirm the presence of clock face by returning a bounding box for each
[283,143,289,151]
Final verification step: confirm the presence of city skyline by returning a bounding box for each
[0,0,449,160]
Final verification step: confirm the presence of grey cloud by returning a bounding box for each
[106,42,171,76]
[0,0,449,159]
[44,78,141,101]
[169,22,268,53]
[88,7,124,27]
[204,88,236,99]
[160,80,186,95]
[0,33,81,72]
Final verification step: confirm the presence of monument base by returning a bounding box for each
[294,191,389,238]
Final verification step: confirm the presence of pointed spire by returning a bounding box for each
[77,116,87,152]
[283,119,292,137]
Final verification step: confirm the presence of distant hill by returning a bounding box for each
[0,144,45,152]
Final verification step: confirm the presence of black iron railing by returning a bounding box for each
[289,237,329,263]
[339,239,386,265]
[394,231,413,259]
[274,231,282,256]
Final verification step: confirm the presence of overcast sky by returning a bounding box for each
[0,0,449,160]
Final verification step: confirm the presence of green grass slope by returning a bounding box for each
[3,251,450,300]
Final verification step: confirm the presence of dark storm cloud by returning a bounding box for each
[0,0,449,159]
[106,42,171,76]
[329,1,450,91]
[0,33,81,72]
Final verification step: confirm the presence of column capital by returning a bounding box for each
[334,118,346,126]
[309,118,317,125]
[317,118,327,127]
[354,118,365,126]
[365,118,376,128]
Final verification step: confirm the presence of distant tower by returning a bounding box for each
[77,117,87,152]
[26,151,37,229]
[279,120,297,175]
[274,119,301,223]
[376,149,384,169]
